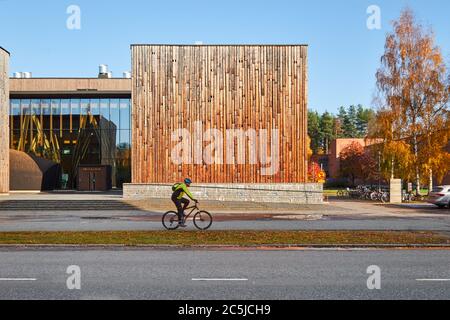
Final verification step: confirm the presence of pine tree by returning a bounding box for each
[320,112,334,153]
[337,107,347,138]
[307,111,321,154]
[345,105,358,137]
[356,105,375,137]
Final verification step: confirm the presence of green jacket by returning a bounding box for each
[172,183,195,200]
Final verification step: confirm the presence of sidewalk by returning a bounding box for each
[326,199,450,218]
[0,192,449,232]
[3,190,123,201]
[125,198,330,215]
[1,191,449,218]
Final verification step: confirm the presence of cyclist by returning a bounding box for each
[171,178,198,227]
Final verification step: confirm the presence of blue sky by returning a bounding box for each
[1,0,449,114]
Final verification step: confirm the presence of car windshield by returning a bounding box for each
[432,187,444,193]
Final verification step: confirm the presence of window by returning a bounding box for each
[11,100,20,116]
[61,99,70,115]
[119,130,131,146]
[80,99,90,116]
[31,99,40,116]
[9,97,132,189]
[100,99,110,124]
[120,99,131,130]
[70,99,81,115]
[41,99,51,115]
[21,99,31,116]
[51,99,61,130]
[70,99,81,130]
[90,99,100,116]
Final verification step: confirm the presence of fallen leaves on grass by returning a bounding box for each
[0,231,448,246]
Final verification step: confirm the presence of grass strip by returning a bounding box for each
[0,231,448,246]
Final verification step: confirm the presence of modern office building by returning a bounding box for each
[1,45,323,203]
[7,73,132,191]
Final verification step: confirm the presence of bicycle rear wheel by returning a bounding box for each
[370,192,378,201]
[193,211,213,230]
[162,211,180,230]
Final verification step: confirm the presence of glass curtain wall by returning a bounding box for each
[10,98,131,189]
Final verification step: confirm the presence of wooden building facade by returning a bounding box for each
[132,45,307,184]
[131,45,308,184]
[0,47,9,194]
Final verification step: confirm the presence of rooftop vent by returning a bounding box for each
[98,64,111,78]
[13,72,32,78]
[123,71,131,79]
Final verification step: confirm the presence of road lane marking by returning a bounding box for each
[0,278,37,281]
[416,279,450,282]
[192,278,248,281]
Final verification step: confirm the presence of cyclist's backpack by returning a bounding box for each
[171,183,181,192]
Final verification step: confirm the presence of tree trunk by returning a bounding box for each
[413,133,420,196]
[428,169,433,194]
[391,157,395,180]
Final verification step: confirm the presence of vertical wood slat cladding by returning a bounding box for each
[132,45,308,183]
[0,48,10,193]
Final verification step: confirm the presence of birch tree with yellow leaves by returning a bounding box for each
[373,8,450,194]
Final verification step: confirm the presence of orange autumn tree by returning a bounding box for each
[373,8,450,194]
[307,135,326,183]
[339,142,377,186]
[369,109,415,182]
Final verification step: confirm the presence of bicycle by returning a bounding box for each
[162,202,213,230]
[336,189,349,198]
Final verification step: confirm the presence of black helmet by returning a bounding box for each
[184,178,192,185]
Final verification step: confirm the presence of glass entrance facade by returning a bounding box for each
[9,98,131,189]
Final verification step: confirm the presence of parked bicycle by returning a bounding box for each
[344,185,390,203]
[370,189,390,203]
[336,189,349,197]
[402,191,425,202]
[162,202,213,230]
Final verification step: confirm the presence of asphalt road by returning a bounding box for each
[0,210,449,231]
[0,249,449,300]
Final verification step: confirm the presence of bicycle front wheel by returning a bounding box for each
[162,211,180,230]
[193,211,213,230]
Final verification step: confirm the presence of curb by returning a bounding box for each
[1,244,450,250]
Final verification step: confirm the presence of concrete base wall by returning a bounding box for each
[124,183,324,204]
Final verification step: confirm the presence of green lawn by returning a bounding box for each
[0,231,447,246]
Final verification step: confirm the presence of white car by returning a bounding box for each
[427,186,450,208]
